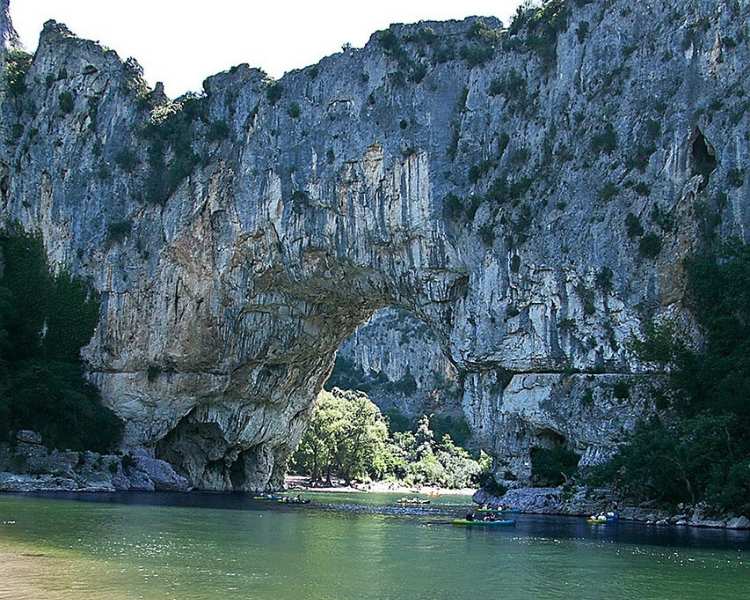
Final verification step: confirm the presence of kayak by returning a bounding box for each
[452,519,516,527]
[397,499,431,505]
[253,494,284,501]
[587,513,619,524]
[278,498,311,505]
[477,507,519,514]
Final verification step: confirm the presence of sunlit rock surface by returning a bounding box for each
[1,0,749,490]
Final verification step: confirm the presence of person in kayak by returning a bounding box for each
[466,512,475,521]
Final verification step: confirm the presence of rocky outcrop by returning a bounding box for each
[1,1,749,490]
[0,0,18,51]
[473,486,750,530]
[0,431,190,492]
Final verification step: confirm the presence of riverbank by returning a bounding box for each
[285,475,476,496]
[0,431,190,494]
[474,486,750,531]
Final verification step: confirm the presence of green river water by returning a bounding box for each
[0,491,748,600]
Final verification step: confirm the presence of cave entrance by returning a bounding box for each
[691,128,717,189]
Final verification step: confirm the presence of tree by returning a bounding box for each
[292,389,390,484]
[335,391,390,484]
[292,390,346,483]
[293,391,487,489]
[0,230,122,451]
[593,241,750,511]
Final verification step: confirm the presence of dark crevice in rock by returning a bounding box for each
[691,128,717,189]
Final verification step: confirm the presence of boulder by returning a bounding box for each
[726,516,750,530]
[15,430,42,445]
[132,452,191,492]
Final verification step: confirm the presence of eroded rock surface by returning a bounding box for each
[332,308,464,422]
[0,431,190,492]
[1,1,749,490]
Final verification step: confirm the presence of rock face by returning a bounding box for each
[0,0,18,51]
[331,308,464,422]
[0,431,191,492]
[1,1,749,491]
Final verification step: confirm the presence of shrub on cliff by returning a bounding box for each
[58,91,75,114]
[4,49,32,97]
[0,230,122,451]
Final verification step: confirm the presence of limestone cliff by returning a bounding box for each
[331,308,464,423]
[1,0,748,490]
[0,0,18,51]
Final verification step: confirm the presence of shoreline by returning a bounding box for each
[2,485,748,532]
[284,475,476,496]
[473,487,750,531]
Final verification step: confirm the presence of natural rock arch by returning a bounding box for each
[3,2,749,490]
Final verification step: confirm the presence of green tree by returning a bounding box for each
[292,389,390,484]
[0,230,122,451]
[334,391,390,484]
[292,390,346,483]
[594,241,750,511]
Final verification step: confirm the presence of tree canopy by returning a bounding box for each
[0,230,122,451]
[590,241,750,512]
[291,390,487,489]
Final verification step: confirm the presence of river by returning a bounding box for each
[0,491,748,599]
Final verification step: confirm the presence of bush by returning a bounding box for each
[478,223,495,247]
[384,408,412,433]
[625,213,644,238]
[728,168,745,188]
[613,381,630,400]
[444,193,463,221]
[595,266,613,292]
[591,123,617,154]
[114,148,139,173]
[459,44,494,68]
[207,120,230,142]
[576,21,589,43]
[141,93,206,205]
[409,63,428,84]
[488,78,503,96]
[468,160,494,183]
[58,91,75,114]
[266,82,283,106]
[146,365,161,382]
[107,220,132,243]
[430,415,472,448]
[287,102,301,119]
[598,182,618,202]
[638,232,662,258]
[4,49,33,97]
